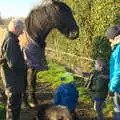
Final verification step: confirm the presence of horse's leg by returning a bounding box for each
[23,69,30,108]
[27,68,38,106]
[31,69,38,105]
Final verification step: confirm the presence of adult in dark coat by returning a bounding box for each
[0,19,25,120]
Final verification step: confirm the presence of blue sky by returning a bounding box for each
[0,0,42,18]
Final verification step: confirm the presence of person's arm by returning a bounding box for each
[73,66,91,77]
[3,38,21,71]
[109,46,120,92]
[82,72,92,77]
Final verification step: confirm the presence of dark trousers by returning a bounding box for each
[24,68,38,106]
[5,89,22,120]
[113,92,120,120]
[94,100,104,120]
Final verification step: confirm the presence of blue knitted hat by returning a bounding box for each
[59,72,74,84]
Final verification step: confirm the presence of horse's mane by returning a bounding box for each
[19,0,72,48]
[25,0,71,39]
[19,1,59,48]
[25,1,60,41]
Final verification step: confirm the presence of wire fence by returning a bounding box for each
[45,47,93,87]
[45,47,95,71]
[46,47,95,62]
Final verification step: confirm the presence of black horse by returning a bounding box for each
[19,0,79,107]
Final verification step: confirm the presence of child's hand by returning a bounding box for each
[73,67,83,75]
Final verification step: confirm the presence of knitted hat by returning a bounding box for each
[106,25,120,39]
[59,72,74,84]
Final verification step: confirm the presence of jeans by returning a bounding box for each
[113,92,120,120]
[94,100,104,120]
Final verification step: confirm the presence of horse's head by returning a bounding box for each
[53,0,79,39]
[25,0,79,42]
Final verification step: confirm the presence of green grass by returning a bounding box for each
[0,62,114,119]
[103,97,114,117]
[37,62,68,88]
[0,103,5,120]
[77,87,91,104]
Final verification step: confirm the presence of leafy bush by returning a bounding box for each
[103,97,114,117]
[37,63,67,88]
[77,87,91,104]
[0,103,5,120]
[46,0,120,71]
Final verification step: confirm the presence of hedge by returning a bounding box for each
[46,0,120,71]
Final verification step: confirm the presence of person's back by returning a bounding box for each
[54,83,78,112]
[0,19,25,120]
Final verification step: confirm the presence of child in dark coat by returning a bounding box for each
[74,57,109,120]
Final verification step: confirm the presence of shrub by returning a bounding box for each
[0,103,5,120]
[37,63,67,88]
[46,0,120,71]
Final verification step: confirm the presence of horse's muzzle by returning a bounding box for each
[69,27,79,39]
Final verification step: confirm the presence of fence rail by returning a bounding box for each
[45,47,91,87]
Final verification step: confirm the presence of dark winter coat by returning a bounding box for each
[0,31,26,93]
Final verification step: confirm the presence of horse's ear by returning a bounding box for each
[42,0,62,4]
[42,0,54,4]
[46,0,54,3]
[52,0,62,2]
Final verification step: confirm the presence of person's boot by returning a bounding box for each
[114,112,120,120]
[29,93,39,107]
[23,93,32,110]
[0,89,6,104]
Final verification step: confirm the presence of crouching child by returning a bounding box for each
[53,72,79,120]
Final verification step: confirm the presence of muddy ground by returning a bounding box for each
[20,83,113,120]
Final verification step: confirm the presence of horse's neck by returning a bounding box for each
[19,26,52,49]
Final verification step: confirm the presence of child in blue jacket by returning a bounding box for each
[53,72,79,114]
